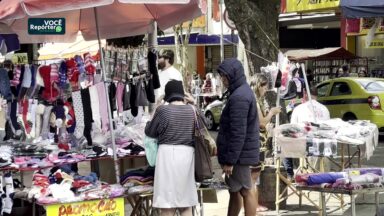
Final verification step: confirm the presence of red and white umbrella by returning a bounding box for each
[0,0,203,43]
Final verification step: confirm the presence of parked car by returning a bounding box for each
[203,91,229,130]
[316,77,384,132]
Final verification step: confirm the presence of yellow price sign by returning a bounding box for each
[46,198,124,216]
[286,0,340,13]
[368,39,384,49]
[11,53,28,64]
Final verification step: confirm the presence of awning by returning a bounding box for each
[158,33,239,45]
[340,0,384,18]
[285,47,358,61]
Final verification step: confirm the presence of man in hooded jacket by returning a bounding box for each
[216,58,260,216]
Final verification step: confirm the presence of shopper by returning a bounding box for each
[216,58,259,216]
[289,86,330,174]
[250,74,281,211]
[145,80,197,216]
[358,69,367,77]
[155,49,183,102]
[337,65,350,78]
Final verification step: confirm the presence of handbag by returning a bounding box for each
[191,106,214,182]
[144,136,158,167]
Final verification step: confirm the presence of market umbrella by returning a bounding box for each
[0,0,203,183]
[0,0,203,43]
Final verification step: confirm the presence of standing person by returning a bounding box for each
[216,58,259,216]
[250,74,281,211]
[145,80,197,216]
[289,87,330,173]
[155,49,183,102]
[337,65,350,78]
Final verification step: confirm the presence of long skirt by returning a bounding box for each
[153,144,198,208]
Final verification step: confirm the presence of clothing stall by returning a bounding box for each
[0,0,204,215]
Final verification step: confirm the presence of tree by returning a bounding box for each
[225,0,280,76]
[173,21,193,90]
[225,0,288,124]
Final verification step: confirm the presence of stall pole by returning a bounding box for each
[219,0,224,62]
[94,7,120,183]
[148,20,157,113]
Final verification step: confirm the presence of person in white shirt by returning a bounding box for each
[285,86,330,179]
[155,49,183,102]
[290,87,330,124]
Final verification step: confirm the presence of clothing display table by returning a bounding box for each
[297,185,384,216]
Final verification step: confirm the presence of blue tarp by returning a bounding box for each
[158,33,239,45]
[341,0,384,18]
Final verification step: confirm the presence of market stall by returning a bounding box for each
[285,47,368,84]
[0,1,207,215]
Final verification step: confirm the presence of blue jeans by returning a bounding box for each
[283,158,294,178]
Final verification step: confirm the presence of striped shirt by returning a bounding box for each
[145,104,195,146]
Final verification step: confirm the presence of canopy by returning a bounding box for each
[38,34,105,60]
[340,0,384,18]
[285,47,358,61]
[0,0,203,43]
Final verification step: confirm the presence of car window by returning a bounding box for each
[317,83,330,97]
[330,82,352,96]
[357,80,384,91]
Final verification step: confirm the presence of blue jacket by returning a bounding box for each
[216,58,260,166]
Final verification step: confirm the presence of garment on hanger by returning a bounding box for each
[148,51,160,89]
[123,84,131,111]
[135,78,148,107]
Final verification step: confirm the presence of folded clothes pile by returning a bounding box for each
[296,168,384,190]
[26,169,125,204]
[121,167,155,195]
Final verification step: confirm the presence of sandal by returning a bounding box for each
[256,204,269,212]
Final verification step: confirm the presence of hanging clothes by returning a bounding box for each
[148,51,160,89]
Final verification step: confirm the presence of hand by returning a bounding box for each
[222,165,233,176]
[184,93,195,105]
[270,107,282,115]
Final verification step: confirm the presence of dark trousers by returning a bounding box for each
[283,158,294,178]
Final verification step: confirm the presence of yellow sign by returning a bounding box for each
[360,18,384,34]
[182,15,206,28]
[368,39,384,48]
[11,53,28,64]
[46,198,124,216]
[286,0,340,13]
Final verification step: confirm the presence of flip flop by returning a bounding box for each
[256,205,269,212]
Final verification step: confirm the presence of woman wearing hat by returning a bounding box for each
[145,80,197,216]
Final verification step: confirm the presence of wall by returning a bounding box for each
[356,34,384,70]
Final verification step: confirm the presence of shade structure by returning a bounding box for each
[285,47,358,61]
[0,0,203,43]
[38,33,105,60]
[340,0,384,18]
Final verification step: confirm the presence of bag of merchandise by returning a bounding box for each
[144,136,158,167]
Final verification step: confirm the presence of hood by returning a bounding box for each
[217,58,247,93]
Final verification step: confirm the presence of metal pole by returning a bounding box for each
[148,20,157,113]
[301,63,317,123]
[94,7,120,183]
[219,0,224,62]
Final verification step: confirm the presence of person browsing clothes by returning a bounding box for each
[216,58,259,216]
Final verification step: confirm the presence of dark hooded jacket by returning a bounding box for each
[216,58,260,166]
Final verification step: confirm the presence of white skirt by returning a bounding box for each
[153,144,198,208]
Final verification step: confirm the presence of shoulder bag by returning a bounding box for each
[191,106,214,182]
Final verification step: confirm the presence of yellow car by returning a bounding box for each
[316,77,384,133]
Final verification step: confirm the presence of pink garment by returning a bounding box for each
[116,83,125,113]
[95,82,109,132]
[50,64,59,83]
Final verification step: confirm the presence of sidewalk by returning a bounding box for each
[203,137,384,216]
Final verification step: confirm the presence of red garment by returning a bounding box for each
[21,99,31,134]
[39,65,59,102]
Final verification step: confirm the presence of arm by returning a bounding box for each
[145,106,165,138]
[225,97,250,165]
[290,108,299,124]
[257,102,280,128]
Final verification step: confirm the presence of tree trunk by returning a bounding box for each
[225,0,280,76]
